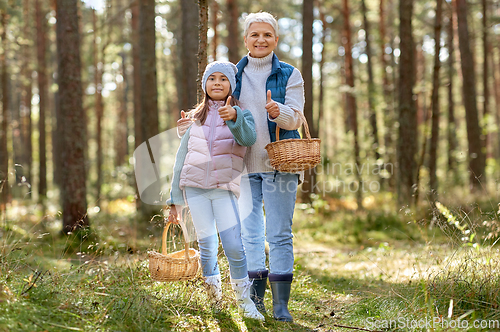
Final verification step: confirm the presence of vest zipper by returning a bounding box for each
[205,110,217,187]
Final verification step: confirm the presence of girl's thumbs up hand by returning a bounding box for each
[265,90,279,119]
[218,96,236,121]
[177,110,194,136]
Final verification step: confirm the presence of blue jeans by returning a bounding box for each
[238,172,298,275]
[185,186,247,279]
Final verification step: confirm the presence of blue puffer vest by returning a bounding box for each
[233,53,301,143]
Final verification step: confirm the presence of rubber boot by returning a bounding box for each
[204,274,222,306]
[231,276,265,321]
[269,274,293,322]
[249,270,268,314]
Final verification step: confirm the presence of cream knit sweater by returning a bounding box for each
[238,52,305,174]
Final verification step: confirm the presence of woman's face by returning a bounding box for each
[205,72,231,101]
[244,22,278,58]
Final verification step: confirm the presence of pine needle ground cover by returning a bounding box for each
[1,196,500,332]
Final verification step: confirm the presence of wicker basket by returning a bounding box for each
[148,219,200,282]
[265,111,321,173]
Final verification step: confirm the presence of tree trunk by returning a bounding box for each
[429,0,443,201]
[139,0,161,213]
[55,0,89,233]
[198,0,208,103]
[226,0,239,64]
[180,0,198,110]
[211,0,218,61]
[36,0,47,201]
[0,11,9,213]
[131,1,142,211]
[397,0,417,206]
[301,0,315,202]
[12,82,23,198]
[93,9,104,203]
[492,41,500,161]
[482,0,490,158]
[21,0,33,197]
[342,0,363,209]
[317,0,327,160]
[456,0,486,191]
[447,4,458,175]
[362,0,380,162]
[414,41,426,127]
[115,52,128,166]
[379,0,396,190]
[139,0,159,142]
[414,51,430,206]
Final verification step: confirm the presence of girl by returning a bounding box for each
[166,61,264,321]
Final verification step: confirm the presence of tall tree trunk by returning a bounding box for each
[55,0,89,233]
[211,0,218,61]
[317,0,327,160]
[482,0,490,158]
[456,0,486,190]
[301,0,315,202]
[21,0,33,197]
[493,41,500,161]
[139,0,160,212]
[226,0,239,64]
[131,1,142,211]
[0,11,9,214]
[379,0,396,190]
[115,52,128,166]
[342,0,363,209]
[139,0,159,142]
[362,0,380,162]
[414,42,426,127]
[12,83,23,197]
[447,4,458,175]
[429,0,443,201]
[93,9,104,203]
[36,0,47,201]
[180,0,198,110]
[397,0,417,206]
[198,0,208,103]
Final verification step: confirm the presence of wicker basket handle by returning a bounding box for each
[162,220,190,260]
[275,110,311,142]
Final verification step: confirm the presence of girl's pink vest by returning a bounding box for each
[179,101,247,198]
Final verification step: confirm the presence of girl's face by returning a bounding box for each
[206,72,231,101]
[244,22,278,58]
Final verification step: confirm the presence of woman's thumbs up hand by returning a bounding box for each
[218,96,237,121]
[265,90,280,119]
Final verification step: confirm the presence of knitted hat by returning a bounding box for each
[202,61,238,94]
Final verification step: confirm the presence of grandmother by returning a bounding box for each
[233,11,305,322]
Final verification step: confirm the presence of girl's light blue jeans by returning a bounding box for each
[238,172,299,275]
[184,186,247,279]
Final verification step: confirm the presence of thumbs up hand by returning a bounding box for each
[177,110,194,136]
[218,96,237,121]
[265,90,280,119]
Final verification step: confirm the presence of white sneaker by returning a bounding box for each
[231,276,265,321]
[204,274,222,305]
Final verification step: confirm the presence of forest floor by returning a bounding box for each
[1,195,500,331]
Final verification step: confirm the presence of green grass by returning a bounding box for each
[2,196,500,331]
